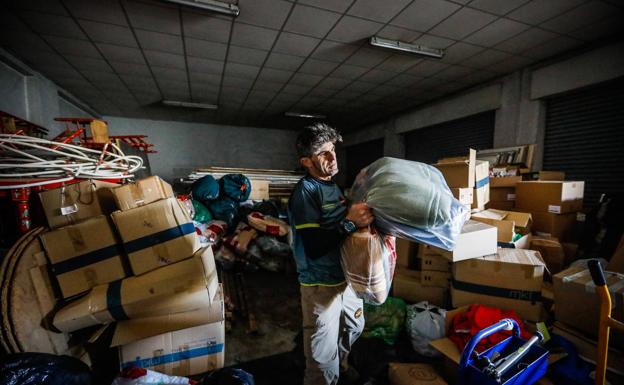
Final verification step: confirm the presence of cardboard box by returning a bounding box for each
[489,176,522,188]
[90,119,109,143]
[473,160,490,206]
[553,266,624,348]
[40,215,127,298]
[396,238,418,269]
[490,187,515,202]
[53,247,219,332]
[248,179,270,200]
[530,237,566,275]
[471,209,532,244]
[38,180,118,229]
[451,187,473,205]
[119,320,225,377]
[392,268,448,307]
[434,149,476,188]
[112,197,200,275]
[531,211,577,241]
[538,171,565,181]
[388,363,448,385]
[515,181,584,214]
[486,201,515,211]
[111,176,174,211]
[451,249,546,321]
[421,270,451,288]
[430,220,498,262]
[112,285,225,347]
[607,235,624,274]
[418,253,452,272]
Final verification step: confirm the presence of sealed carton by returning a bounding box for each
[489,175,522,188]
[112,197,200,275]
[434,149,476,188]
[119,320,225,377]
[530,237,566,274]
[486,200,515,211]
[471,160,490,209]
[430,220,497,262]
[553,266,624,348]
[38,180,117,229]
[393,268,447,307]
[395,238,418,269]
[421,270,451,288]
[489,187,515,203]
[40,215,127,298]
[515,181,584,214]
[112,285,225,347]
[531,211,578,241]
[53,247,218,332]
[451,249,546,321]
[418,253,452,272]
[538,171,565,181]
[111,176,174,211]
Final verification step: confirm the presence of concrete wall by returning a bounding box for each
[0,48,94,138]
[345,40,624,172]
[104,116,299,182]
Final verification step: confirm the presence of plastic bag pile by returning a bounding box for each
[349,157,469,250]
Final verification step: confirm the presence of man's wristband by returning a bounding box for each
[340,219,357,234]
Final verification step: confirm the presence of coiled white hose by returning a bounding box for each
[0,134,144,189]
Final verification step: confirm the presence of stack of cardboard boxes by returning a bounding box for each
[433,149,489,210]
[37,176,225,377]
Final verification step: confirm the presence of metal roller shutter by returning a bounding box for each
[344,138,384,187]
[544,77,624,208]
[404,110,495,164]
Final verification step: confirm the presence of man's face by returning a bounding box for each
[302,141,338,180]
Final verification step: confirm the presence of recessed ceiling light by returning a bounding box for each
[161,0,239,16]
[369,36,444,59]
[284,112,326,119]
[163,100,218,109]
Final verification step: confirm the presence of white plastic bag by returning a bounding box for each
[406,301,446,357]
[340,226,396,305]
[111,368,192,385]
[349,157,469,250]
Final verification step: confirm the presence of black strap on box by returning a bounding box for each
[106,279,130,321]
[51,244,124,275]
[123,222,195,254]
[451,278,542,304]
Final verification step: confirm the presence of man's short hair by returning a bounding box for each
[295,122,343,158]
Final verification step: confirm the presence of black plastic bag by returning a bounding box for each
[0,353,92,385]
[200,367,255,385]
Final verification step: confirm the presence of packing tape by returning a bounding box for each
[129,183,146,206]
[51,244,123,275]
[121,343,224,370]
[106,279,130,321]
[124,223,196,254]
[475,176,490,189]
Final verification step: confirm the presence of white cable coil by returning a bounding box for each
[0,134,143,189]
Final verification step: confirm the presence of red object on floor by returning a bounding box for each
[447,304,530,353]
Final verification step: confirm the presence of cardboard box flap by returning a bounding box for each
[111,285,224,347]
[429,306,469,364]
[482,248,545,267]
[434,149,476,188]
[472,209,508,221]
[505,211,532,229]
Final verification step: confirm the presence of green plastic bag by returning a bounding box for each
[362,296,406,345]
[192,199,213,223]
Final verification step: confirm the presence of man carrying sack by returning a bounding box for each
[288,123,373,385]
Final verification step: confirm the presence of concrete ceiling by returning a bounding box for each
[1,0,622,131]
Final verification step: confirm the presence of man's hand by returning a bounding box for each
[346,202,374,228]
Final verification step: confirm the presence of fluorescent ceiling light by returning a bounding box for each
[162,0,239,16]
[163,100,218,109]
[369,36,444,59]
[285,112,326,119]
